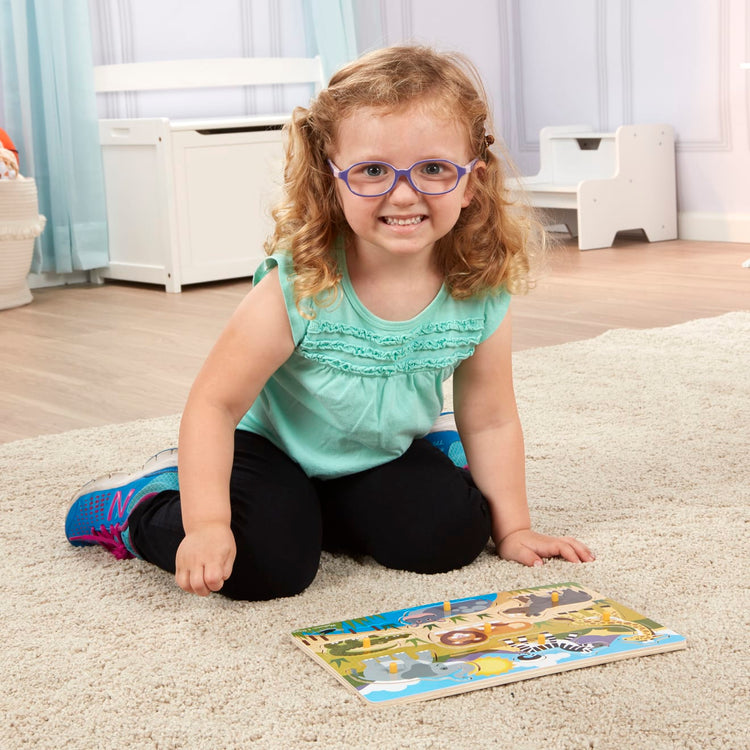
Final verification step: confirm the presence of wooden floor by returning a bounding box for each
[1,235,747,443]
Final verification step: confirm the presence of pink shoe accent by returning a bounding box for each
[72,523,135,560]
[107,489,135,523]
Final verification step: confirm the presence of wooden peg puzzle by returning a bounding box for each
[291,582,686,706]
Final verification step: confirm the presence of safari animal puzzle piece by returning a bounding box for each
[361,651,473,683]
[501,588,593,617]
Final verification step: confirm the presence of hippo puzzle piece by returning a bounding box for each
[291,582,686,705]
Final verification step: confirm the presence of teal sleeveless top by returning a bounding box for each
[237,245,511,478]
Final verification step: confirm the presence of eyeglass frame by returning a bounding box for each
[327,157,480,197]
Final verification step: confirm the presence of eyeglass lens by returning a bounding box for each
[347,161,461,196]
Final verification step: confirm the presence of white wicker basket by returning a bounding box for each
[0,176,46,310]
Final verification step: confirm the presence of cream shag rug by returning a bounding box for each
[1,313,748,750]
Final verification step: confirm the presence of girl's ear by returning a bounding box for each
[461,160,486,208]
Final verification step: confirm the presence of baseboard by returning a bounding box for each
[28,271,92,289]
[678,212,750,243]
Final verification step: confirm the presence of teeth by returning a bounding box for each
[383,216,424,226]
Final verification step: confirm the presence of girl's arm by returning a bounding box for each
[175,267,295,595]
[452,309,594,567]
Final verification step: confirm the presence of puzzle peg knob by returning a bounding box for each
[602,611,611,624]
[484,622,492,636]
[443,601,451,614]
[389,661,398,674]
[362,637,371,649]
[551,592,559,604]
[537,633,546,645]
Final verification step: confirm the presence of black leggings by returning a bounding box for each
[129,431,492,601]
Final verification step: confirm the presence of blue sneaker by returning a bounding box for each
[65,448,179,559]
[425,411,468,468]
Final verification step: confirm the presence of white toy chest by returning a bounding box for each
[92,57,324,292]
[96,114,286,292]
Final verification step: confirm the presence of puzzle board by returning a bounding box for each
[291,582,686,705]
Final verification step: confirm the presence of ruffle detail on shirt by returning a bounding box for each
[298,318,486,375]
[298,350,475,375]
[308,318,484,344]
[302,336,471,362]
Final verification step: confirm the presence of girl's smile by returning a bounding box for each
[381,215,425,226]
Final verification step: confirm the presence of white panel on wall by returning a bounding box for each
[514,0,604,151]
[629,0,729,150]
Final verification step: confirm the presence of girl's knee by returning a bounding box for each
[373,490,491,574]
[221,543,321,601]
[377,533,489,575]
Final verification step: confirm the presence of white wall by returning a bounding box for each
[29,0,747,246]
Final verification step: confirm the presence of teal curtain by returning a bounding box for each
[0,0,108,273]
[302,0,359,81]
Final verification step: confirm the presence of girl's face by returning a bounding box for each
[330,104,477,265]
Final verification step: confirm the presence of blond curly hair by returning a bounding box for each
[265,45,544,312]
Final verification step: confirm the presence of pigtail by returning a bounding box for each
[266,105,344,316]
[441,134,543,298]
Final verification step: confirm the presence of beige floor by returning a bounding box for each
[1,234,747,443]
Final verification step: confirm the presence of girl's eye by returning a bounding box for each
[418,162,458,181]
[422,162,445,176]
[362,164,389,178]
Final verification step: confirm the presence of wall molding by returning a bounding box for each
[679,0,731,151]
[621,0,633,124]
[28,271,91,290]
[497,0,514,147]
[94,0,137,119]
[240,0,257,115]
[595,0,608,132]
[510,0,529,151]
[380,0,413,42]
[746,0,750,149]
[379,0,389,39]
[401,0,414,40]
[678,211,750,243]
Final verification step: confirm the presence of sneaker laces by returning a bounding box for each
[74,523,135,560]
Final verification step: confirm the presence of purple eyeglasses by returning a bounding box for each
[328,158,479,197]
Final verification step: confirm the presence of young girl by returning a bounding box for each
[65,45,594,601]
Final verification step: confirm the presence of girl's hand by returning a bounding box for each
[497,528,595,567]
[175,523,237,596]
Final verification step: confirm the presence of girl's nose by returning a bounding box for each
[388,175,420,203]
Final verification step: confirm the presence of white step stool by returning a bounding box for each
[508,124,677,250]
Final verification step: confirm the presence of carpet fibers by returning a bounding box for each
[1,313,748,749]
